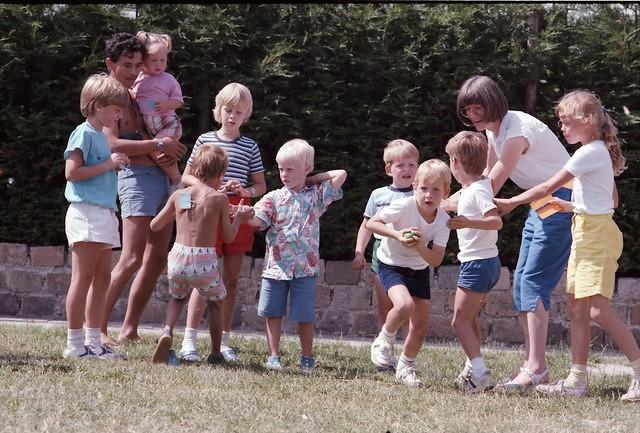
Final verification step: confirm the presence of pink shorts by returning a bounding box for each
[167,243,226,301]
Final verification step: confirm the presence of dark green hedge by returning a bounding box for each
[1,4,640,274]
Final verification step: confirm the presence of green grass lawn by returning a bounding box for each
[0,323,637,433]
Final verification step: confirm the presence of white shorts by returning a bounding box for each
[65,202,120,248]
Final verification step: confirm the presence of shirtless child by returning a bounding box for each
[149,144,253,364]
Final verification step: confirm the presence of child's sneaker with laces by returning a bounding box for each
[265,355,283,371]
[63,345,98,360]
[395,361,423,388]
[536,379,588,397]
[221,346,239,363]
[620,378,640,402]
[91,344,127,360]
[178,349,201,363]
[371,335,396,371]
[300,356,315,373]
[454,364,472,388]
[461,370,496,394]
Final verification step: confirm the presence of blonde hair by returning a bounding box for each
[276,139,314,173]
[80,73,129,117]
[136,31,172,54]
[190,144,228,181]
[556,90,627,176]
[445,131,488,177]
[414,159,451,196]
[383,139,420,165]
[213,82,253,124]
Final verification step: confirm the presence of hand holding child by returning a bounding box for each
[111,152,130,170]
[447,215,470,230]
[494,198,518,216]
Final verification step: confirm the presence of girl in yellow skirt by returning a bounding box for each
[496,89,640,401]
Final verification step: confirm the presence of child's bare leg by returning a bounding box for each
[180,290,207,354]
[85,248,112,329]
[207,300,223,356]
[590,295,640,361]
[373,274,392,328]
[163,297,187,336]
[401,298,430,358]
[451,288,485,360]
[567,295,591,365]
[298,322,314,357]
[67,243,105,330]
[509,300,549,385]
[385,285,415,333]
[266,317,283,356]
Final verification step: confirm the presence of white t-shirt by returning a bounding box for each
[363,185,414,240]
[486,111,569,189]
[456,178,499,262]
[564,140,614,215]
[376,196,450,270]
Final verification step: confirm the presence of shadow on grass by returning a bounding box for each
[0,354,74,374]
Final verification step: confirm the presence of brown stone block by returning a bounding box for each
[315,284,332,310]
[629,304,640,326]
[239,255,253,278]
[239,305,265,332]
[139,298,168,325]
[616,278,640,302]
[235,278,259,306]
[351,311,379,337]
[318,309,351,336]
[447,292,456,312]
[631,327,640,345]
[492,267,512,292]
[325,261,360,285]
[611,302,628,323]
[427,314,455,340]
[484,291,518,318]
[0,243,28,266]
[154,275,171,302]
[46,270,71,295]
[429,288,449,316]
[30,246,65,267]
[331,284,371,310]
[435,265,458,291]
[10,270,45,293]
[0,270,7,291]
[490,318,523,345]
[0,292,20,315]
[20,295,55,317]
[252,258,264,279]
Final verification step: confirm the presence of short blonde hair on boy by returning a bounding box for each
[414,159,451,196]
[136,31,172,53]
[445,131,488,177]
[213,82,253,124]
[276,139,315,173]
[191,144,229,181]
[80,73,129,117]
[383,139,420,165]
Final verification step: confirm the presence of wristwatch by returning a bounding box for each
[156,140,165,152]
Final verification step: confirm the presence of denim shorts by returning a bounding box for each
[513,187,572,312]
[378,261,430,300]
[457,256,501,294]
[258,277,317,323]
[117,165,170,218]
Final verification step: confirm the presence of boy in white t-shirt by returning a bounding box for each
[367,159,451,387]
[445,131,503,393]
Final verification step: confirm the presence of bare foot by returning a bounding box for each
[116,333,141,345]
[101,332,118,347]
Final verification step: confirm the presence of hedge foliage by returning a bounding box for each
[1,4,640,274]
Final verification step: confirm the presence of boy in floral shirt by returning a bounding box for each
[248,139,346,372]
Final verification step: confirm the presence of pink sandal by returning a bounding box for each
[497,367,549,391]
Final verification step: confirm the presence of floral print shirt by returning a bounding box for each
[254,179,343,280]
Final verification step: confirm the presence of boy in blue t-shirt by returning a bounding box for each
[352,139,418,334]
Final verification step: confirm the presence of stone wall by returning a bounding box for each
[1,242,640,348]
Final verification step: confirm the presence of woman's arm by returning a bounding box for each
[486,136,529,196]
[495,169,574,216]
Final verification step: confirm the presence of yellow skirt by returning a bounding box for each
[566,213,623,299]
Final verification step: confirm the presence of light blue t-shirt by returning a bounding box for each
[363,185,414,240]
[64,121,117,210]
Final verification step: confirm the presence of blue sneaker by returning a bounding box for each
[266,355,283,371]
[300,356,315,373]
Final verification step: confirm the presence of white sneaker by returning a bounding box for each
[395,361,423,388]
[620,378,640,402]
[90,345,127,361]
[461,370,496,394]
[454,363,472,387]
[63,345,98,360]
[370,335,396,370]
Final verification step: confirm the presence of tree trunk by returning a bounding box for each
[525,10,540,114]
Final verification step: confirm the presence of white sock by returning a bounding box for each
[84,327,101,348]
[470,356,489,376]
[631,358,640,381]
[221,331,231,348]
[181,328,198,352]
[67,328,84,352]
[380,326,396,344]
[399,353,416,367]
[463,358,472,373]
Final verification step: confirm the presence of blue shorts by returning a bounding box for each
[457,256,501,294]
[378,261,430,300]
[117,165,170,218]
[258,277,317,323]
[370,238,382,274]
[513,187,572,312]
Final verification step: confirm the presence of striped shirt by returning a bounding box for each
[187,131,264,187]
